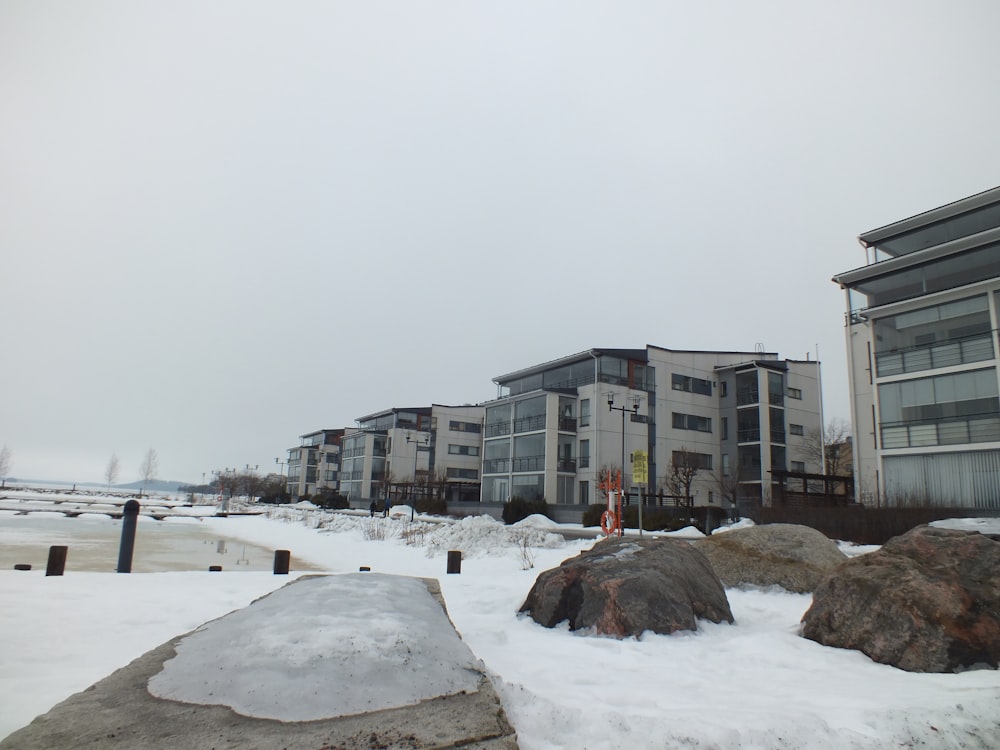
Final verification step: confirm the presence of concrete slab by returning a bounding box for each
[1,574,518,749]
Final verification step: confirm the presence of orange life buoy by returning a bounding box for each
[600,509,619,536]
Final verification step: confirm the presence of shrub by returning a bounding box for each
[313,491,349,510]
[415,495,447,516]
[258,492,291,505]
[581,503,606,527]
[502,496,552,525]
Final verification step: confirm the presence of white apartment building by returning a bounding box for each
[339,404,485,504]
[833,186,1000,508]
[285,429,344,499]
[481,346,823,511]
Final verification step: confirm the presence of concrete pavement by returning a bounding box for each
[1,575,518,750]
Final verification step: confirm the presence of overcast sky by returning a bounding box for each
[3,1,1000,485]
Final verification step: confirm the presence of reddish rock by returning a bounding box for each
[801,525,1000,672]
[519,537,733,637]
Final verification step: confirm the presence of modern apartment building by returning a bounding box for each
[285,428,344,499]
[833,186,1000,508]
[481,346,823,511]
[339,404,485,504]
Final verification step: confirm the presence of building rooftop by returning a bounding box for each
[857,185,1000,258]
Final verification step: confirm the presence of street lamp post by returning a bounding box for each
[608,393,641,535]
[406,431,431,521]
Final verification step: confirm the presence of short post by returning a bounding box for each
[46,546,68,576]
[359,566,371,572]
[117,500,140,573]
[209,565,222,572]
[446,550,462,574]
[273,549,290,575]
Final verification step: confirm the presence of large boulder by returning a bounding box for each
[694,523,847,593]
[801,525,1000,673]
[519,536,733,637]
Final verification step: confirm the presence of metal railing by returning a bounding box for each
[512,455,545,472]
[736,388,759,406]
[558,416,577,432]
[484,422,511,438]
[513,414,546,433]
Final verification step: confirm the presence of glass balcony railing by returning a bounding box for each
[875,334,994,377]
[737,388,759,406]
[880,414,1000,449]
[484,422,511,438]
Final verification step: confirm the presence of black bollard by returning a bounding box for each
[46,545,68,576]
[446,550,462,574]
[273,549,290,575]
[208,565,222,572]
[359,566,371,572]
[117,500,140,573]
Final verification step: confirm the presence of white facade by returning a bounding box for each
[482,346,823,510]
[340,404,485,504]
[834,185,1000,508]
[285,429,343,499]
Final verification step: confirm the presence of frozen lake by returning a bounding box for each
[0,512,322,573]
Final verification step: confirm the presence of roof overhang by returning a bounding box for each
[833,225,1000,289]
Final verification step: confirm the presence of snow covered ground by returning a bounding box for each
[1,490,998,748]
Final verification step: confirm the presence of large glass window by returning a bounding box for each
[511,474,545,501]
[673,412,712,432]
[580,399,591,426]
[514,396,546,433]
[482,476,509,503]
[513,434,545,471]
[672,373,713,396]
[485,403,511,437]
[540,359,596,390]
[579,439,590,468]
[768,372,784,406]
[874,295,993,376]
[483,439,510,474]
[879,368,1000,448]
[557,476,575,504]
[857,243,1000,308]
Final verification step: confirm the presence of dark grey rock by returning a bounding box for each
[801,525,1000,673]
[519,536,733,637]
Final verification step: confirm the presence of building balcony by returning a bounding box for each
[880,414,1000,449]
[769,392,784,406]
[558,416,577,432]
[737,388,759,406]
[770,429,786,444]
[738,428,761,442]
[482,458,511,474]
[513,414,546,433]
[557,458,577,473]
[512,455,545,472]
[484,422,511,438]
[875,334,995,378]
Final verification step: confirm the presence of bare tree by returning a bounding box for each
[803,418,852,476]
[105,453,120,488]
[0,444,11,488]
[666,448,700,506]
[711,462,744,509]
[139,447,159,492]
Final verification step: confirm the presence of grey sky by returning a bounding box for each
[3,1,999,484]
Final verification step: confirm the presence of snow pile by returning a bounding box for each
[423,515,565,558]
